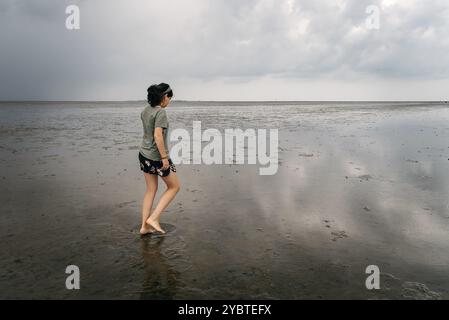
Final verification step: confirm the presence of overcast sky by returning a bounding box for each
[1,0,449,101]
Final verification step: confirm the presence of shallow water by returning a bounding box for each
[1,101,449,299]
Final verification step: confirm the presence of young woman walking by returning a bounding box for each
[138,83,180,235]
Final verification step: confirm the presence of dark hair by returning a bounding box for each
[147,83,173,107]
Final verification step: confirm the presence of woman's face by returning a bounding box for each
[161,94,171,108]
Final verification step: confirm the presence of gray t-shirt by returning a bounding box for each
[139,105,169,160]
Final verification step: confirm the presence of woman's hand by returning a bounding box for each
[161,158,170,170]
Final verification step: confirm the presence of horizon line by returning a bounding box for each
[1,99,448,103]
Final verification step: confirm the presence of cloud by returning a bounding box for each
[0,0,448,100]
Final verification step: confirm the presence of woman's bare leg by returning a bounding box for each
[146,171,180,233]
[140,172,158,235]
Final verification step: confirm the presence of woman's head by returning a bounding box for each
[147,83,173,108]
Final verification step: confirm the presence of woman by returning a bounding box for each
[138,83,180,235]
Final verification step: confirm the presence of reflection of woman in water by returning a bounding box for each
[140,238,180,299]
[138,83,180,235]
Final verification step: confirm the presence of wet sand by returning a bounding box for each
[1,101,449,299]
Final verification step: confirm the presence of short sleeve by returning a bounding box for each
[154,108,168,128]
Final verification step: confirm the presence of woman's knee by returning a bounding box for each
[170,182,180,193]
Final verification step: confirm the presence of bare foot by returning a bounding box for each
[139,224,156,235]
[146,217,166,234]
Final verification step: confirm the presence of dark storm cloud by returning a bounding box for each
[0,0,448,100]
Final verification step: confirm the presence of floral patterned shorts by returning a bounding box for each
[138,152,176,177]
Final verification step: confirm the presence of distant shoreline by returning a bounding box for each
[1,100,448,104]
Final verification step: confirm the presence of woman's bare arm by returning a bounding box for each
[154,127,168,159]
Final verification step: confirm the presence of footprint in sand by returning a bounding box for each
[357,174,373,181]
[331,231,348,242]
[322,219,349,241]
[116,200,137,208]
